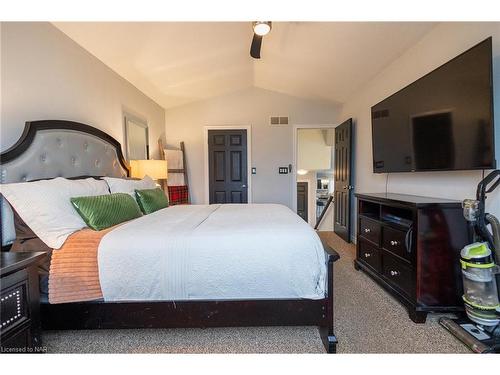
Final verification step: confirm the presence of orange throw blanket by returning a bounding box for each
[48,227,115,304]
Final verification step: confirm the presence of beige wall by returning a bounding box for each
[0,22,165,158]
[341,22,500,240]
[298,129,332,171]
[164,87,341,207]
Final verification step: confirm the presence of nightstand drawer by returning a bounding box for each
[1,326,30,351]
[1,252,46,353]
[1,274,30,336]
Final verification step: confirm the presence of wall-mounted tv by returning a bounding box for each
[372,37,495,173]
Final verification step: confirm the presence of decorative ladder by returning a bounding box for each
[158,139,190,204]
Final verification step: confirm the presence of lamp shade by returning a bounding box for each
[130,159,168,180]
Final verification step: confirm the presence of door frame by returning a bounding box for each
[291,124,336,214]
[203,125,252,204]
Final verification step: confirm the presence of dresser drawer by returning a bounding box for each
[359,217,381,245]
[382,252,413,297]
[382,226,411,261]
[358,240,381,273]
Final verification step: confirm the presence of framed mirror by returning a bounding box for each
[124,113,149,160]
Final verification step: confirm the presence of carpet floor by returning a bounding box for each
[42,232,470,353]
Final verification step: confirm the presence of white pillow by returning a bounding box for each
[103,176,156,195]
[0,177,109,249]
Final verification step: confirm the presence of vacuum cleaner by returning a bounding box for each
[440,170,500,353]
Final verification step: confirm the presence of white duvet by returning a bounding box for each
[98,204,327,301]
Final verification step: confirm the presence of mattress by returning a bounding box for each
[97,204,327,301]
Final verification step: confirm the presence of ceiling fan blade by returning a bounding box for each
[250,34,262,59]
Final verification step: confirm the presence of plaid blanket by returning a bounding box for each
[168,185,189,205]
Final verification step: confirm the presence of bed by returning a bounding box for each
[0,120,339,353]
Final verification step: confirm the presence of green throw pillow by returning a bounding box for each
[71,193,143,231]
[135,188,169,214]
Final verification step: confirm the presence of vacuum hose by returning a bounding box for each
[485,213,500,310]
[486,213,500,265]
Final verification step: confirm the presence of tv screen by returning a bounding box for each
[372,37,495,173]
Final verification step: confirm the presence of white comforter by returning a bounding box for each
[98,204,327,301]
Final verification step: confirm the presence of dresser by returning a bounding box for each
[354,193,470,323]
[1,252,47,353]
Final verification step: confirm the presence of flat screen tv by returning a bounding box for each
[372,37,495,173]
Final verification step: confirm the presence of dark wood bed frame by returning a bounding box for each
[1,120,340,353]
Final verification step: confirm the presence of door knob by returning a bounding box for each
[242,184,247,188]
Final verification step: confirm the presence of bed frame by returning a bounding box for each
[0,120,339,353]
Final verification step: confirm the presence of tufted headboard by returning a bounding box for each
[0,120,130,247]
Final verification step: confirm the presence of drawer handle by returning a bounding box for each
[390,270,400,276]
[364,253,371,258]
[364,228,371,233]
[390,240,400,246]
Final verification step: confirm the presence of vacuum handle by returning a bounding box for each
[477,170,500,199]
[496,274,500,308]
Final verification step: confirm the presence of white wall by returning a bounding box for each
[340,22,500,239]
[0,22,165,158]
[164,87,341,207]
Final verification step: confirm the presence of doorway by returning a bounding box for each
[293,120,353,242]
[297,182,308,222]
[294,125,335,228]
[205,127,251,204]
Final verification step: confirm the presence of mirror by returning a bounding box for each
[124,114,149,160]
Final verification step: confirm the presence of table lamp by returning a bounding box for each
[130,159,168,188]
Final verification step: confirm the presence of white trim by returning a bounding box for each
[203,125,252,204]
[291,124,336,213]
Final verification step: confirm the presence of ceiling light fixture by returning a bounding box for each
[253,21,272,36]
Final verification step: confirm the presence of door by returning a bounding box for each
[208,129,248,204]
[297,182,308,222]
[334,118,353,242]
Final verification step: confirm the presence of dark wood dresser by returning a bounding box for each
[354,193,470,323]
[1,252,47,353]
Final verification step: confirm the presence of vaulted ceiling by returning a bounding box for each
[53,22,437,109]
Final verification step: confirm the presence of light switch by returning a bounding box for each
[279,167,288,174]
[252,167,257,174]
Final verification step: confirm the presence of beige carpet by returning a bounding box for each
[42,232,469,353]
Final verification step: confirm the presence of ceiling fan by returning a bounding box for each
[250,21,272,59]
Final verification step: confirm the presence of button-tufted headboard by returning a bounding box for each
[0,120,130,247]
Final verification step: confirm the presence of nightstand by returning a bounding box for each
[1,252,47,353]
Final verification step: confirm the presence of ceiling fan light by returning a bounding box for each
[253,22,271,36]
